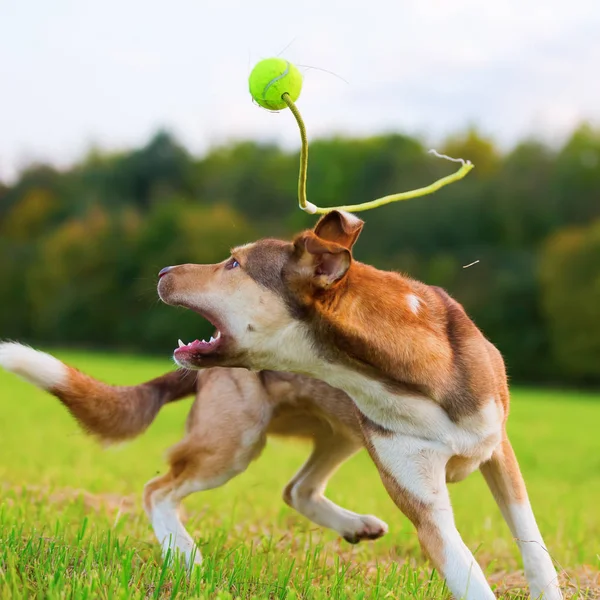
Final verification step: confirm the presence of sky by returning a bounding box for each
[1,0,599,181]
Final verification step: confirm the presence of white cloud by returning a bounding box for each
[0,0,598,181]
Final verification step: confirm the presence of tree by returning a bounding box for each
[1,188,59,240]
[25,206,132,347]
[552,124,600,226]
[539,221,600,381]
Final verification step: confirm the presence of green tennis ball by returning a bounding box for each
[249,58,303,111]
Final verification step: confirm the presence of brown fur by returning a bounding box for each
[5,349,388,548]
[0,210,559,598]
[377,466,446,569]
[154,210,561,599]
[50,367,197,441]
[160,225,501,423]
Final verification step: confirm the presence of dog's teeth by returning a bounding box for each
[178,339,185,348]
[215,331,221,339]
[209,336,215,342]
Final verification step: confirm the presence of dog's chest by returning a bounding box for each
[250,320,501,460]
[320,366,502,459]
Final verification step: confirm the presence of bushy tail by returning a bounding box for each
[0,342,197,442]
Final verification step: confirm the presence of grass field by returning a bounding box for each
[0,350,599,599]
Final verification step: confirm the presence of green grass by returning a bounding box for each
[0,350,599,599]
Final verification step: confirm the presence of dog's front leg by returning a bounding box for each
[283,429,388,543]
[368,433,496,600]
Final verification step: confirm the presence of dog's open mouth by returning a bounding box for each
[174,330,222,359]
[172,305,230,365]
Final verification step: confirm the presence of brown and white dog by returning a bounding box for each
[0,347,387,561]
[152,210,562,600]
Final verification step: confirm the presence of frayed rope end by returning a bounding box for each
[428,149,473,167]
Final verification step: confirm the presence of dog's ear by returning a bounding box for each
[292,233,351,288]
[313,210,364,250]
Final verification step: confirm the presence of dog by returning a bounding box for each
[0,345,388,564]
[152,209,562,600]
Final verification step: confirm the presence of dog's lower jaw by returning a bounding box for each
[171,342,250,371]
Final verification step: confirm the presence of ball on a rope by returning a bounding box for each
[249,58,303,111]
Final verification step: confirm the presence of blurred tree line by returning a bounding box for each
[1,125,599,386]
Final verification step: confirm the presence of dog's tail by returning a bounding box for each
[0,342,197,443]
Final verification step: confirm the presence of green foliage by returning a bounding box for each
[0,125,599,384]
[540,221,600,381]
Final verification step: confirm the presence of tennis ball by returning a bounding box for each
[249,58,303,111]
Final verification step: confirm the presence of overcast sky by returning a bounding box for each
[1,0,599,181]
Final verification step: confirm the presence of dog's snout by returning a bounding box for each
[158,266,173,279]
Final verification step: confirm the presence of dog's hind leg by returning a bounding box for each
[480,435,562,600]
[283,428,388,543]
[143,467,225,567]
[143,430,267,566]
[144,369,271,566]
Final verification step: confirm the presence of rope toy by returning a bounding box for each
[248,58,474,215]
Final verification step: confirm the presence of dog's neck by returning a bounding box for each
[305,262,451,391]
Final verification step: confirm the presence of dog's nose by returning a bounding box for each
[158,266,173,279]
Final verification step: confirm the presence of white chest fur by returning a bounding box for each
[252,320,502,465]
[329,366,501,460]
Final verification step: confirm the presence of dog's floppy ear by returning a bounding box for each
[314,210,364,250]
[292,233,351,288]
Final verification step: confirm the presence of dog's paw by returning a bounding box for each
[161,540,203,568]
[342,515,388,544]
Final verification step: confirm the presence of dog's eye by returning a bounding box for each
[226,258,240,270]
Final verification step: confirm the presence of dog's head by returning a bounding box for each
[157,210,364,371]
